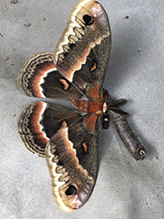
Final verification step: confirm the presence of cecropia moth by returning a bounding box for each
[18,0,146,212]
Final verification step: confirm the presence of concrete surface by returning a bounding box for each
[0,0,164,218]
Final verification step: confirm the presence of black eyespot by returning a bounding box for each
[83,14,94,25]
[69,43,75,49]
[65,185,76,196]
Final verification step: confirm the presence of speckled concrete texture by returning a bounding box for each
[0,0,164,218]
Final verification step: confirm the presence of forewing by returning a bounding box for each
[53,0,111,98]
[45,113,99,212]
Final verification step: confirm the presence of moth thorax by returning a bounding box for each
[102,102,108,113]
[70,99,89,112]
